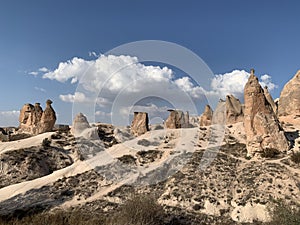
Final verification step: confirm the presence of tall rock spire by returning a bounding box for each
[244,69,289,157]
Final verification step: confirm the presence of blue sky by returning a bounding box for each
[1,0,300,126]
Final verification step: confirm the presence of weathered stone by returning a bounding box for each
[165,110,189,129]
[278,70,300,125]
[34,103,43,124]
[244,69,289,157]
[263,86,277,114]
[225,95,244,124]
[19,103,38,134]
[131,112,149,136]
[18,100,56,135]
[199,105,213,126]
[212,95,244,125]
[38,100,56,133]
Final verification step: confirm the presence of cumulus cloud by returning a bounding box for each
[28,71,38,76]
[39,67,49,72]
[43,57,93,83]
[42,55,204,106]
[260,74,278,90]
[42,55,278,124]
[0,110,19,127]
[59,92,90,103]
[209,70,277,100]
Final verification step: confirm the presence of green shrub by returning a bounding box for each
[107,194,165,225]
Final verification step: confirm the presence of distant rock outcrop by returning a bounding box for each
[212,95,244,125]
[244,69,289,157]
[18,100,56,135]
[199,105,213,126]
[165,110,189,129]
[71,113,91,137]
[278,70,300,123]
[131,112,149,136]
[225,95,244,124]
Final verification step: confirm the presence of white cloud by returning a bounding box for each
[43,57,93,83]
[29,71,38,76]
[89,51,99,58]
[0,110,19,127]
[209,70,277,100]
[42,55,278,124]
[59,92,90,103]
[39,67,49,72]
[210,70,250,99]
[260,74,278,90]
[34,87,46,92]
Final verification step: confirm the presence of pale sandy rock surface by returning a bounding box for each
[278,70,300,117]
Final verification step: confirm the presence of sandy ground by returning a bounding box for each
[0,132,55,154]
[0,128,201,204]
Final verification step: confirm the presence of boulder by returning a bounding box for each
[199,105,213,126]
[244,69,289,157]
[131,112,149,136]
[278,70,300,124]
[71,113,91,137]
[165,110,189,129]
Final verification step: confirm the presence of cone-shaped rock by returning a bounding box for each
[131,112,149,136]
[199,105,213,126]
[71,113,91,136]
[244,69,289,157]
[278,70,300,122]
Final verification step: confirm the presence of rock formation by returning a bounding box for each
[199,105,213,126]
[18,100,56,135]
[71,113,91,137]
[225,95,244,124]
[278,70,300,123]
[38,100,56,133]
[263,86,277,114]
[19,103,36,133]
[244,69,289,156]
[165,110,189,129]
[131,112,149,136]
[211,95,244,125]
